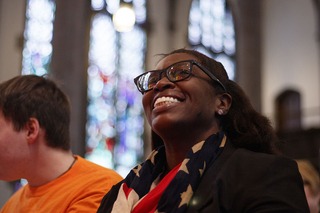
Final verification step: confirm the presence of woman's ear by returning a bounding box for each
[25,118,40,144]
[216,93,232,115]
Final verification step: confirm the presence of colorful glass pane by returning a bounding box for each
[86,0,146,177]
[22,0,55,75]
[189,0,235,80]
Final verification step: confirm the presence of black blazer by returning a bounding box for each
[186,140,309,212]
[97,140,309,213]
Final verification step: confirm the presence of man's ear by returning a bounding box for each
[25,118,40,144]
[216,93,232,115]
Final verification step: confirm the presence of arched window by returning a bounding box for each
[22,0,55,75]
[85,0,147,177]
[188,0,235,80]
[276,90,301,132]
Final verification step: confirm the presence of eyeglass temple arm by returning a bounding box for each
[194,62,227,92]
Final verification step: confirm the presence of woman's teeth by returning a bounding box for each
[154,97,179,108]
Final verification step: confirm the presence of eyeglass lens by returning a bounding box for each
[138,61,192,92]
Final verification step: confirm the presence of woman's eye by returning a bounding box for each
[148,76,158,83]
[173,69,189,80]
[147,77,158,89]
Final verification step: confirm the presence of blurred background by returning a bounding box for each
[0,0,319,208]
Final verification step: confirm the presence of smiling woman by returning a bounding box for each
[97,49,310,213]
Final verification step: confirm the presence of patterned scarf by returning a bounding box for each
[110,131,227,213]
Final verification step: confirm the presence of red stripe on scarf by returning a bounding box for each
[132,163,182,213]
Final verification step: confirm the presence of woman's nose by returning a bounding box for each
[153,75,175,91]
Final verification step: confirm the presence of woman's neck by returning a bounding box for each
[158,127,221,171]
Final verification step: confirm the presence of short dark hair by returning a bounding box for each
[153,48,280,154]
[0,75,71,151]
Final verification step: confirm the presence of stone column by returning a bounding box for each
[50,0,92,156]
[230,0,262,112]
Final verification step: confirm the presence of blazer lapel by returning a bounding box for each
[186,139,236,213]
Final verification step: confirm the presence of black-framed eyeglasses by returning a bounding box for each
[134,59,226,93]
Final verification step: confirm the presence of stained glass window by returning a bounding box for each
[85,0,146,177]
[189,0,235,80]
[22,0,55,75]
